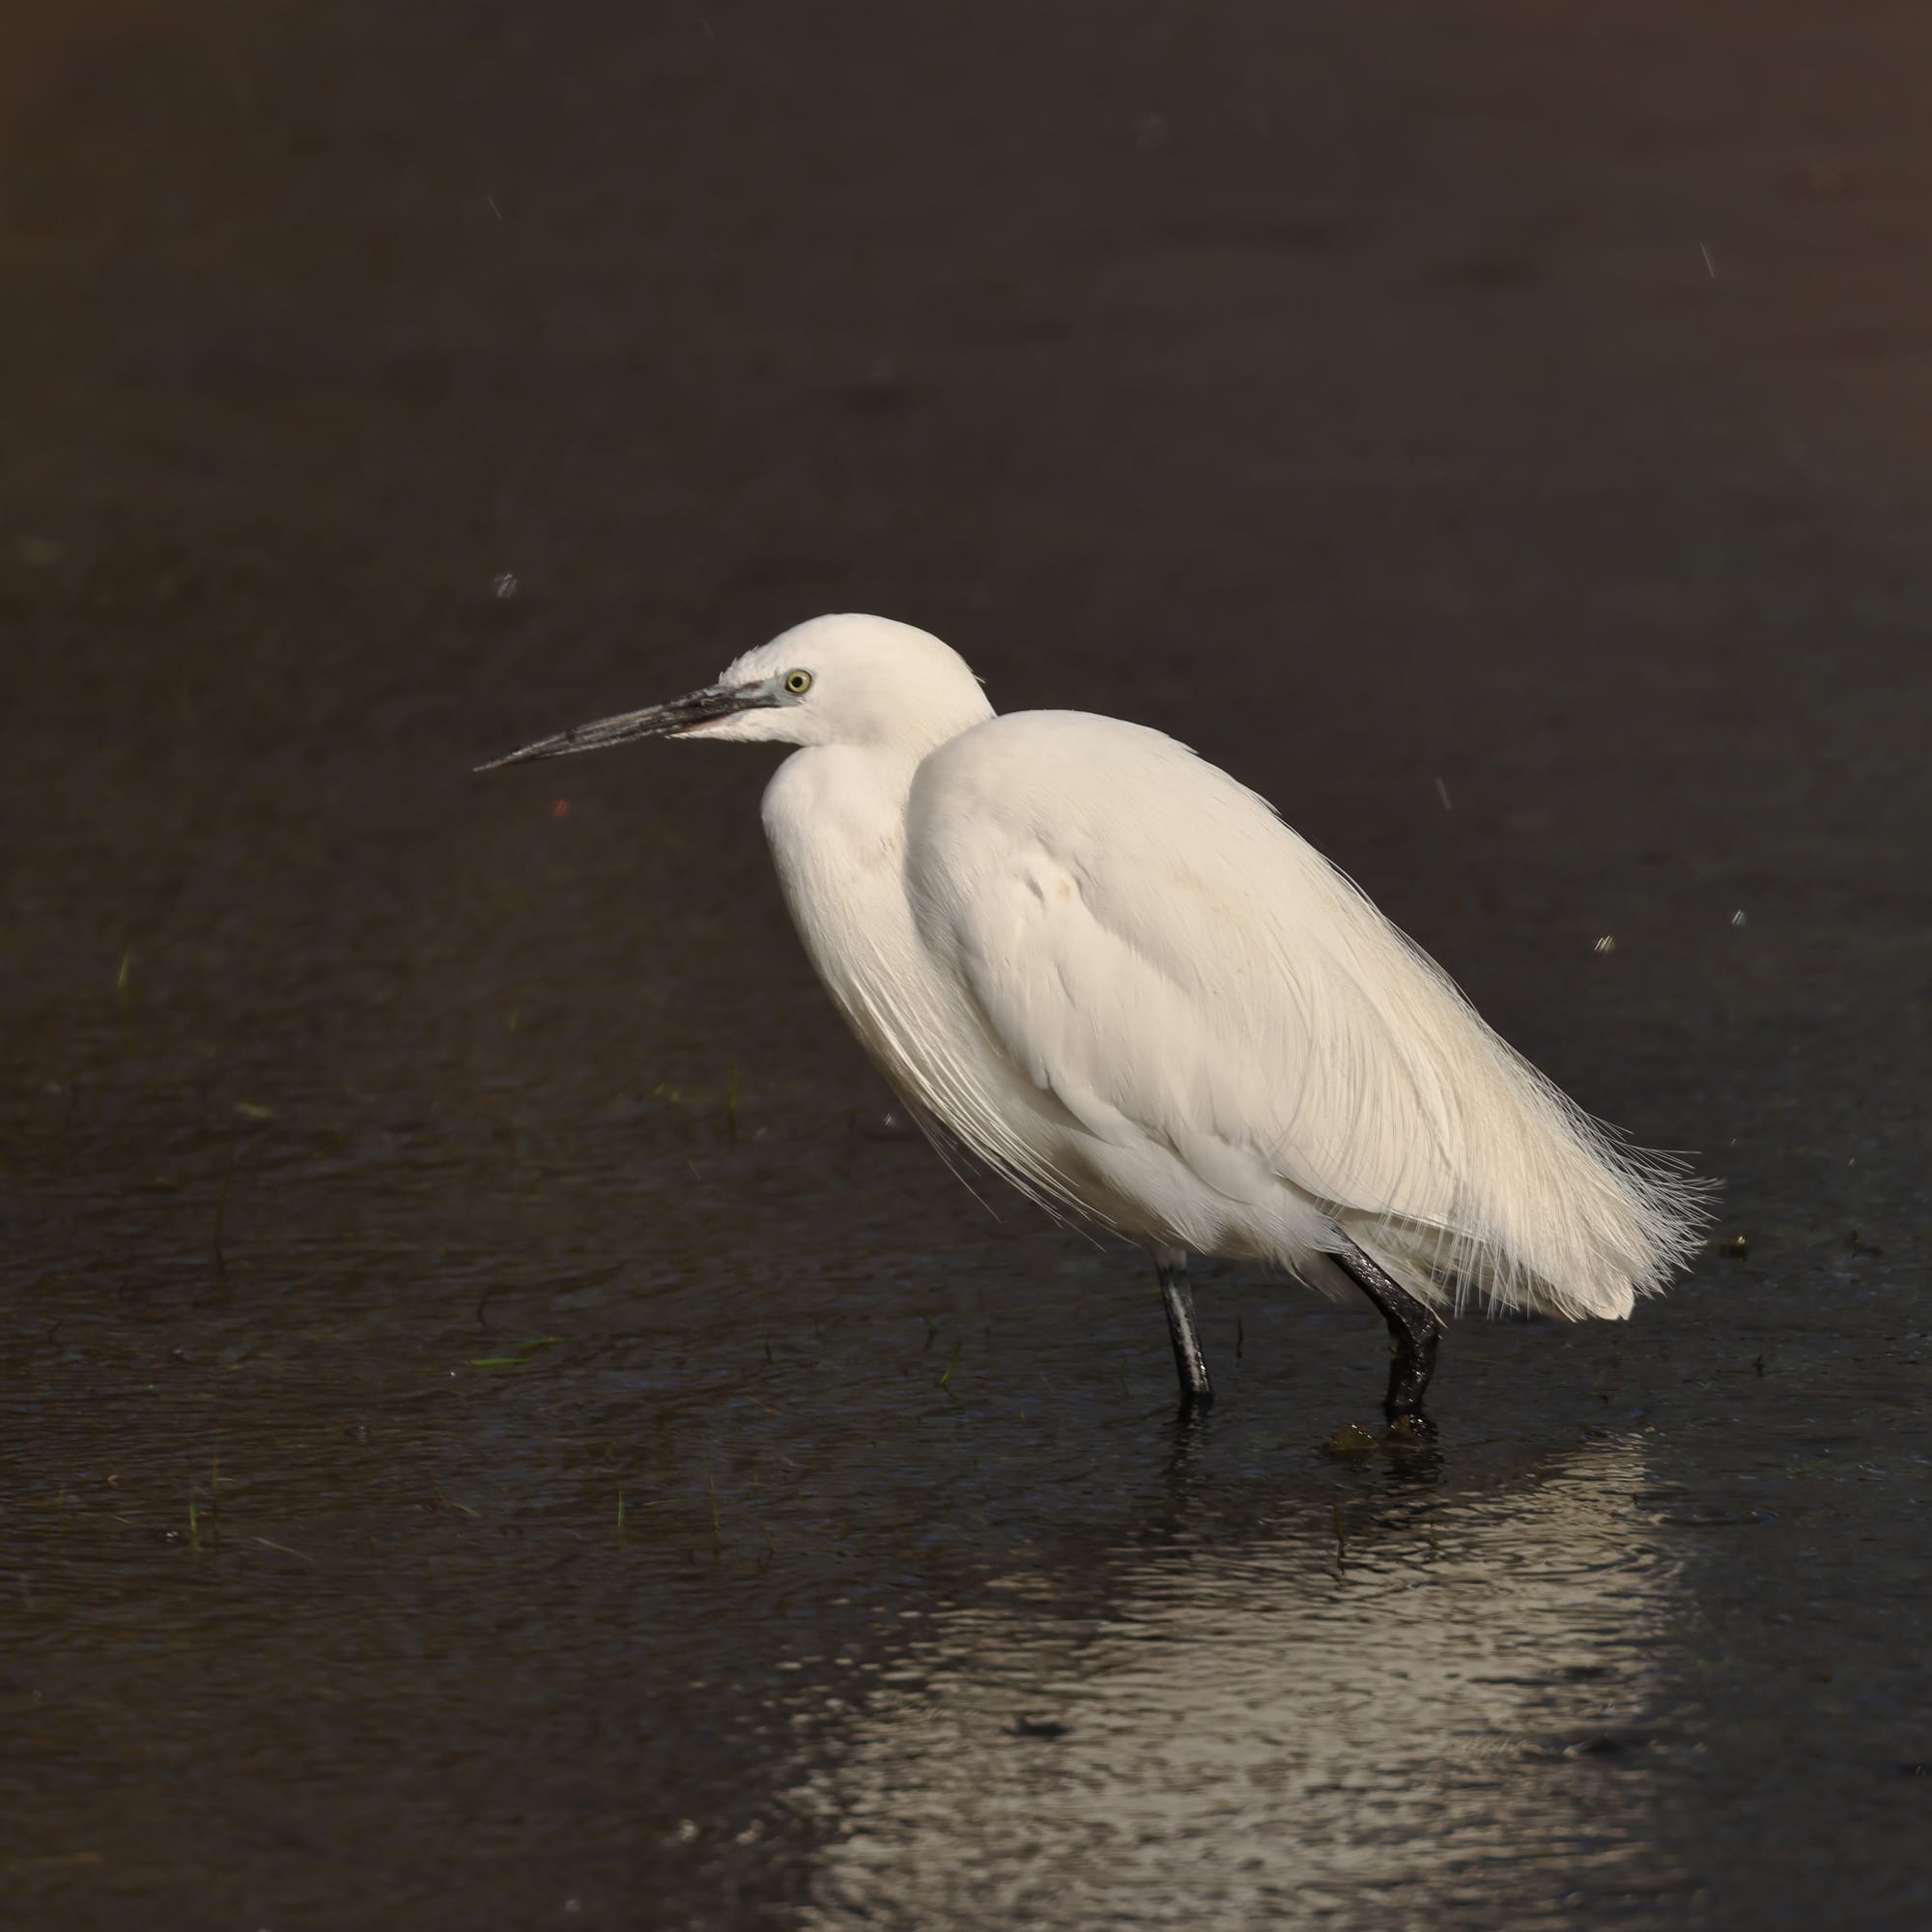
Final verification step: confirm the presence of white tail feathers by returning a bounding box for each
[1321,944,1714,1321]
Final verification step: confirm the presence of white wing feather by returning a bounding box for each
[906,711,1706,1318]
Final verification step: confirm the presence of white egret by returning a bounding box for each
[481,614,1706,1433]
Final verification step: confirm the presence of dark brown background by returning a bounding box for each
[2,3,1927,1926]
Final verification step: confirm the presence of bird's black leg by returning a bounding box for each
[1329,1236,1441,1436]
[1155,1248,1212,1408]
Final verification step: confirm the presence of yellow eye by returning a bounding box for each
[783,669,813,696]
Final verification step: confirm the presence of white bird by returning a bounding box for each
[481,614,1706,1434]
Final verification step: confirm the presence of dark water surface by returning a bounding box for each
[3,3,1928,1926]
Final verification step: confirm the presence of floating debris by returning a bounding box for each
[1322,1423,1378,1462]
[1010,1716,1072,1741]
[468,1336,566,1369]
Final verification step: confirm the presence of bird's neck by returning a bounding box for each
[758,743,935,1049]
[762,742,922,866]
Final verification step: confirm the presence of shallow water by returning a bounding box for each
[3,2,1930,1926]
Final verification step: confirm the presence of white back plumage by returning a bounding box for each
[902,712,1706,1316]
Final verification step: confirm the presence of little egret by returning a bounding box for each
[481,614,1705,1434]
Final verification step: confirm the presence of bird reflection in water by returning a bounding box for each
[784,1438,1685,1928]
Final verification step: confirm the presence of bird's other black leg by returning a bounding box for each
[1330,1235,1441,1437]
[1155,1247,1212,1409]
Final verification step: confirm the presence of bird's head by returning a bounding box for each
[477,613,993,771]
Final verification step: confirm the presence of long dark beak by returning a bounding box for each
[475,683,773,772]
